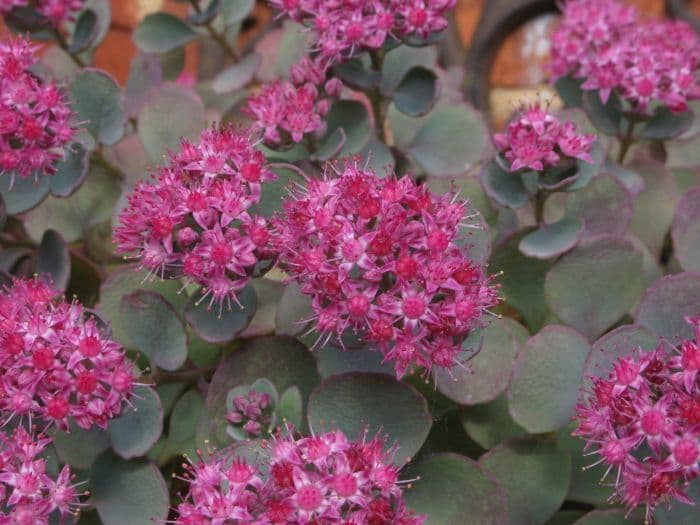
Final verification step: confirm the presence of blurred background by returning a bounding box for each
[4,0,700,128]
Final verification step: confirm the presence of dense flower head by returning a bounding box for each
[0,277,135,430]
[172,428,425,524]
[494,100,596,172]
[245,57,335,146]
[574,316,700,519]
[0,427,82,524]
[269,0,456,65]
[0,1,84,28]
[227,388,273,439]
[551,0,700,113]
[114,125,276,307]
[273,159,499,378]
[0,35,76,181]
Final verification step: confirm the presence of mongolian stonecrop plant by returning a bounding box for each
[0,0,699,523]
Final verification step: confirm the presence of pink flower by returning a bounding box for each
[0,36,76,182]
[574,317,700,519]
[0,1,84,28]
[114,125,277,307]
[171,428,425,524]
[273,159,499,378]
[0,427,82,524]
[494,100,596,173]
[227,389,273,439]
[551,0,700,113]
[0,277,135,430]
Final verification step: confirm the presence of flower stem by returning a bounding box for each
[534,190,547,225]
[617,119,636,164]
[51,28,86,68]
[368,49,387,143]
[90,151,125,182]
[189,0,239,62]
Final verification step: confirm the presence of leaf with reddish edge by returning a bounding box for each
[545,235,645,340]
[37,229,71,291]
[508,325,589,433]
[635,272,700,344]
[672,185,700,272]
[519,218,583,259]
[479,436,571,525]
[403,453,509,525]
[436,318,523,406]
[564,174,633,238]
[307,372,431,465]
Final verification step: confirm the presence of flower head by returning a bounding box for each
[114,125,276,308]
[227,388,274,439]
[494,100,596,172]
[0,1,84,28]
[551,0,700,113]
[172,428,425,524]
[274,159,499,378]
[0,427,82,524]
[574,316,700,519]
[0,277,135,430]
[0,35,76,182]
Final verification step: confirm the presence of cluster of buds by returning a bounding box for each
[114,125,277,308]
[269,0,455,65]
[0,426,82,524]
[494,100,596,172]
[551,0,700,113]
[574,317,700,519]
[0,277,135,430]
[0,0,84,28]
[274,159,499,378]
[173,428,424,524]
[226,388,273,439]
[245,57,342,147]
[0,36,76,182]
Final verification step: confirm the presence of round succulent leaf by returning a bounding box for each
[583,324,659,391]
[98,265,188,347]
[459,395,527,450]
[160,388,204,463]
[275,281,313,336]
[381,44,437,94]
[436,318,523,405]
[206,335,320,446]
[545,235,645,340]
[333,60,381,91]
[481,161,532,209]
[108,386,163,459]
[602,161,645,196]
[137,83,206,163]
[133,13,198,54]
[83,0,111,47]
[257,165,300,217]
[0,172,50,214]
[124,53,163,118]
[635,272,700,344]
[52,421,110,470]
[479,436,572,525]
[490,233,552,332]
[254,20,309,82]
[507,325,589,433]
[277,386,302,428]
[120,290,189,371]
[316,344,394,378]
[212,52,261,94]
[393,66,439,117]
[582,90,622,136]
[49,143,89,197]
[90,452,169,525]
[547,511,587,525]
[555,75,584,108]
[357,136,395,174]
[185,283,257,344]
[640,106,693,140]
[221,0,255,25]
[403,453,509,525]
[69,9,98,53]
[628,159,680,257]
[70,69,124,146]
[519,217,583,259]
[574,510,643,525]
[672,185,700,272]
[653,477,700,525]
[156,383,188,417]
[186,0,221,25]
[307,372,431,464]
[566,141,605,192]
[407,104,490,177]
[564,174,633,238]
[320,100,371,157]
[37,229,71,291]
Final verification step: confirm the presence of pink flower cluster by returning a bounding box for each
[173,428,425,524]
[0,277,135,430]
[114,126,276,307]
[269,0,455,64]
[551,0,700,113]
[575,317,700,518]
[0,0,84,28]
[245,57,341,146]
[0,36,76,181]
[274,160,498,378]
[0,427,81,524]
[227,389,273,438]
[494,100,596,172]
